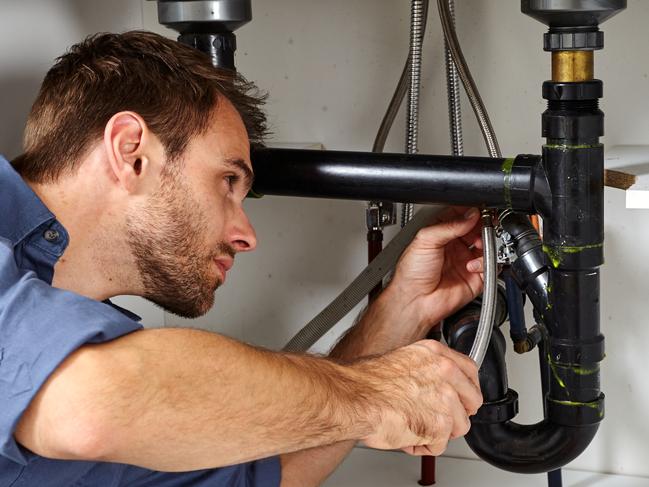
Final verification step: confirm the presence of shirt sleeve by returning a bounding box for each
[0,240,143,465]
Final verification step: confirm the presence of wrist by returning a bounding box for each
[328,360,379,440]
[342,359,387,437]
[284,353,376,442]
[377,283,429,340]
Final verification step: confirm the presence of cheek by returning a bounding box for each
[203,194,236,244]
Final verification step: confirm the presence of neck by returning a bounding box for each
[27,173,143,301]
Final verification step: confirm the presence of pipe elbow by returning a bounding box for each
[466,421,598,474]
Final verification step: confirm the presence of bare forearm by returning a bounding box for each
[280,288,422,486]
[330,285,427,360]
[17,328,375,472]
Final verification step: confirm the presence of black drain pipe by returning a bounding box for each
[445,246,600,473]
[251,148,549,213]
[166,0,625,476]
[155,0,252,71]
[443,1,626,474]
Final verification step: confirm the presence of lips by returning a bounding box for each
[213,258,234,282]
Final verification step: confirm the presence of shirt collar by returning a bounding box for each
[0,155,56,246]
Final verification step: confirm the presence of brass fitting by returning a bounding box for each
[552,51,594,82]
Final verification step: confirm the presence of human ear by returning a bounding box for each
[103,111,158,193]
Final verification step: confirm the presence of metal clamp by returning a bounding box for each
[366,201,397,231]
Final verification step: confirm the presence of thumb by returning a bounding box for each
[412,208,480,249]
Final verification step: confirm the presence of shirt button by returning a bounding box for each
[44,229,60,242]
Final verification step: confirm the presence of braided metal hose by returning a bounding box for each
[437,0,500,367]
[402,0,426,227]
[372,1,429,154]
[444,0,464,157]
[437,0,501,159]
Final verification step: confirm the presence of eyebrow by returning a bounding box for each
[224,158,255,191]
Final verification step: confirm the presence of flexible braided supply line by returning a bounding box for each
[437,0,501,159]
[283,206,443,353]
[438,0,500,367]
[370,0,429,233]
[372,0,429,154]
[402,0,426,227]
[444,0,464,157]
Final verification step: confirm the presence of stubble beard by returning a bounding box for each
[126,172,234,319]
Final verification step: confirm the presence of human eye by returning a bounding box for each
[225,174,240,191]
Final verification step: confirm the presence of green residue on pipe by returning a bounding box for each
[546,283,553,293]
[542,245,563,268]
[548,398,604,418]
[548,353,567,390]
[548,354,601,391]
[571,364,600,376]
[546,303,553,311]
[502,158,515,208]
[562,244,603,254]
[542,243,604,268]
[544,143,603,151]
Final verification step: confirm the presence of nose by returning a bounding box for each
[229,206,257,252]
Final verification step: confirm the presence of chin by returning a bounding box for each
[146,277,221,319]
[151,289,217,319]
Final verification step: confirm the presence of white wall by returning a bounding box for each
[143,0,649,478]
[1,0,647,479]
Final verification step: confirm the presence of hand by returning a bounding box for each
[356,339,482,455]
[385,207,485,336]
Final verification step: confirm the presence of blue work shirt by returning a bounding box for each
[0,155,281,486]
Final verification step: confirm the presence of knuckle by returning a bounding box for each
[439,413,454,437]
[437,356,457,376]
[413,228,431,243]
[473,393,484,412]
[429,438,450,457]
[438,382,455,401]
[459,415,471,436]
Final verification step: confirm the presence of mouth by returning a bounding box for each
[213,257,234,283]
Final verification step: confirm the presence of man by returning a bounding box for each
[0,31,485,486]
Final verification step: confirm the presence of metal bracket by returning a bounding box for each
[496,227,517,265]
[366,201,397,231]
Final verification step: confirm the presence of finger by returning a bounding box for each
[407,438,450,457]
[418,340,482,391]
[469,237,484,250]
[402,444,444,456]
[445,389,472,438]
[462,220,484,249]
[441,207,482,245]
[438,359,483,416]
[466,257,483,273]
[414,208,481,250]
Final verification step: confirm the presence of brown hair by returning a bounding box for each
[12,30,267,183]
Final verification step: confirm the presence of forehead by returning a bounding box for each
[186,97,251,170]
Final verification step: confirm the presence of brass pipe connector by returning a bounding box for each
[552,51,594,82]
